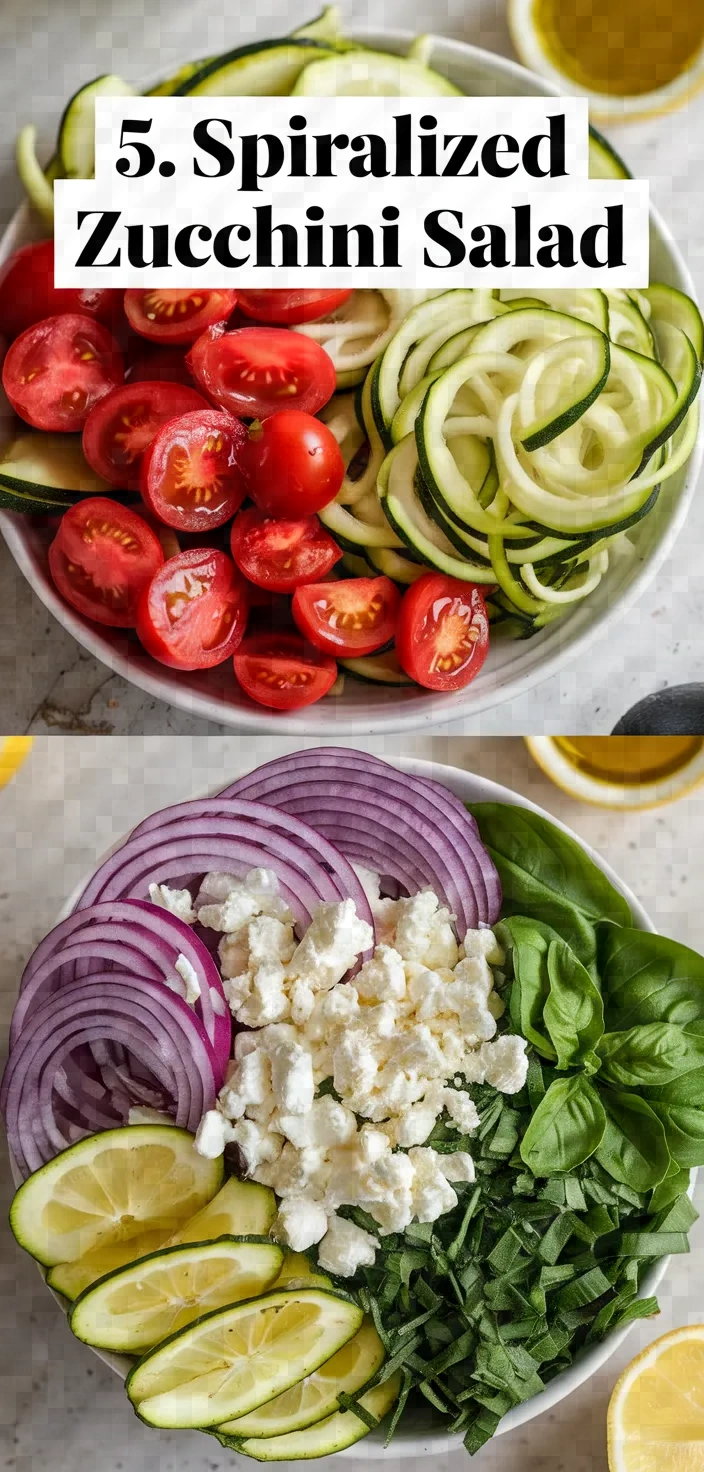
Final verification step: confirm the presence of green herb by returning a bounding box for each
[520,1076,606,1175]
[468,804,631,965]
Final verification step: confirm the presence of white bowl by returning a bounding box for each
[1,32,702,733]
[9,753,685,1456]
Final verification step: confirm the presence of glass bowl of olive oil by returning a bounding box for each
[508,0,704,122]
[525,735,704,807]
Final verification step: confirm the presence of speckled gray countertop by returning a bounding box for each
[1,0,704,734]
[1,734,704,1471]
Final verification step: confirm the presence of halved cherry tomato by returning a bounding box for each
[233,630,337,710]
[48,497,164,627]
[237,289,352,326]
[140,409,247,533]
[292,575,400,657]
[240,410,344,517]
[124,289,238,345]
[0,240,120,341]
[136,547,248,670]
[188,326,336,419]
[230,506,341,593]
[2,314,123,432]
[126,345,196,388]
[82,381,209,489]
[396,573,490,691]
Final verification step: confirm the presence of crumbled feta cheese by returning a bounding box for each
[148,883,195,924]
[218,934,251,982]
[270,1042,315,1116]
[351,864,382,908]
[248,915,296,966]
[443,1089,481,1134]
[198,890,262,935]
[463,928,505,966]
[332,1034,379,1101]
[195,1109,233,1158]
[287,900,373,992]
[278,1095,357,1150]
[173,953,201,1006]
[437,1151,475,1183]
[354,945,407,1003]
[317,1215,378,1277]
[477,1035,528,1093]
[127,1107,176,1127]
[219,1049,271,1121]
[236,962,289,1028]
[231,1117,284,1172]
[391,891,459,969]
[290,979,316,1025]
[408,1147,458,1222]
[273,1198,328,1253]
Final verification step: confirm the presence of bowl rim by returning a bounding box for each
[0,33,702,734]
[7,751,687,1456]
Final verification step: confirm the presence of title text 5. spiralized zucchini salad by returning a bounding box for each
[4,748,704,1457]
[2,9,702,710]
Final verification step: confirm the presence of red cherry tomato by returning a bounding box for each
[233,630,337,710]
[396,573,490,691]
[123,289,238,345]
[82,381,209,489]
[48,497,164,627]
[2,314,123,432]
[136,547,249,670]
[292,575,401,657]
[240,410,344,517]
[126,345,196,388]
[230,506,341,593]
[188,326,336,419]
[140,409,247,533]
[237,289,353,325]
[0,240,120,340]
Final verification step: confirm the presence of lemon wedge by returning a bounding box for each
[0,736,32,790]
[608,1325,704,1472]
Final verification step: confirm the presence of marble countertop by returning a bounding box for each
[2,733,704,1471]
[2,0,704,734]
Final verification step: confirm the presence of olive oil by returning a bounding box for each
[533,0,704,96]
[555,736,704,786]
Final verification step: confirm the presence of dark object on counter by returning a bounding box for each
[612,685,704,736]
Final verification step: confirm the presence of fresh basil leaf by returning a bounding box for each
[649,1161,692,1215]
[520,1076,606,1176]
[468,804,631,966]
[642,1066,704,1108]
[496,916,557,1060]
[599,926,704,1030]
[647,1102,704,1168]
[595,1090,670,1191]
[597,1023,704,1089]
[543,937,604,1071]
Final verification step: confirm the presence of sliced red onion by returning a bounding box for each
[2,974,219,1178]
[222,749,501,933]
[73,800,374,941]
[13,900,230,1070]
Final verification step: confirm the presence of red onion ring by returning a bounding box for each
[13,900,230,1069]
[222,749,501,933]
[2,974,219,1178]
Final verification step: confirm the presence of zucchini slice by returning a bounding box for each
[588,125,632,180]
[0,433,111,513]
[16,125,55,228]
[340,647,416,683]
[291,48,463,95]
[126,1286,363,1429]
[218,1318,385,1439]
[229,1374,402,1460]
[380,435,497,581]
[643,283,704,363]
[58,74,135,178]
[290,7,349,44]
[176,40,335,96]
[70,1237,284,1353]
[167,1176,276,1247]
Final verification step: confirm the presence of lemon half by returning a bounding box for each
[608,1325,704,1471]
